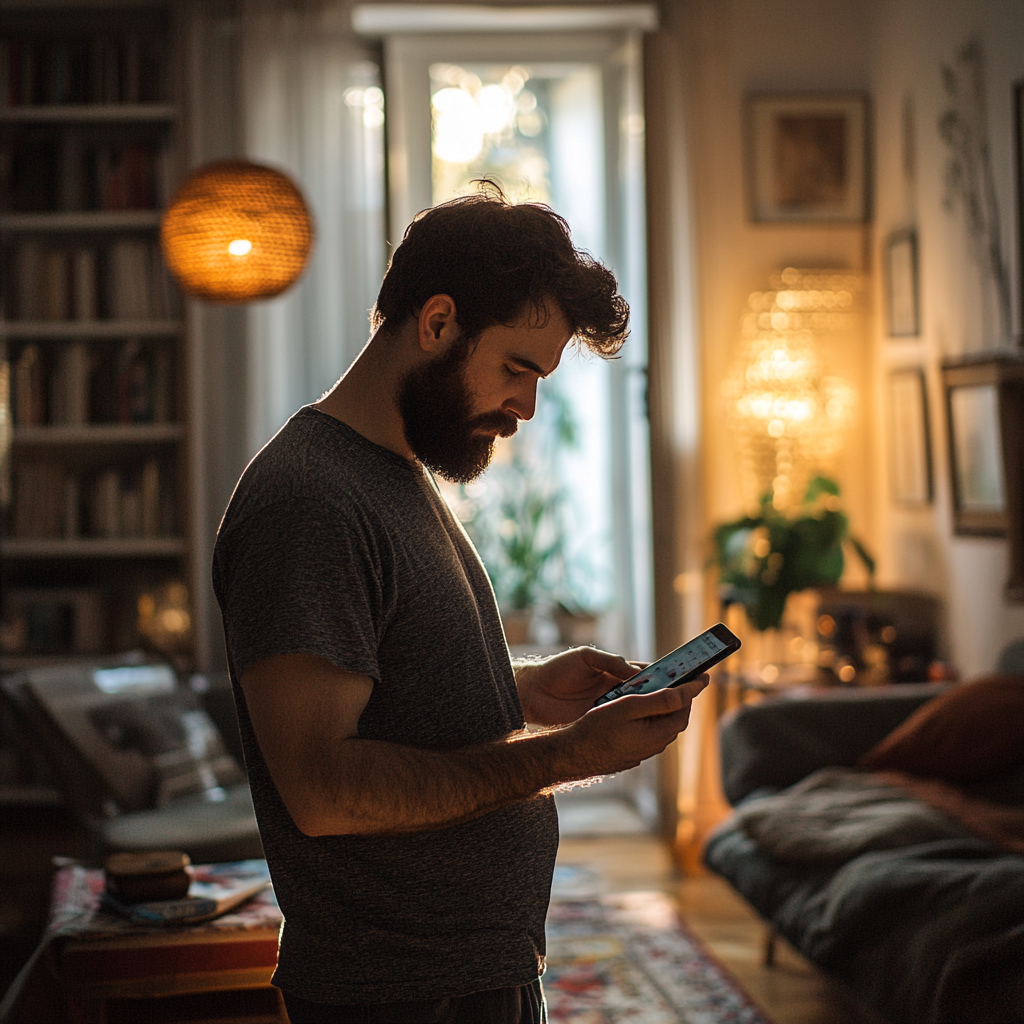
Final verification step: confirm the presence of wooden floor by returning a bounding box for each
[556,834,879,1024]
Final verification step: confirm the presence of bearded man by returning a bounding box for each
[213,189,707,1024]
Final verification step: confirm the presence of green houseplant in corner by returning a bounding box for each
[712,476,875,632]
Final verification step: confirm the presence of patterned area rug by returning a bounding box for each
[545,869,773,1024]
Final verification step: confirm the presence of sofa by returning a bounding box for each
[704,642,1024,1024]
[1,658,262,864]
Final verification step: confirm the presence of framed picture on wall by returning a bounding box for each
[885,230,919,337]
[745,93,869,223]
[888,368,932,505]
[945,374,1006,536]
[942,355,1024,601]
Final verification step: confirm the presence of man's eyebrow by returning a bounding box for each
[509,355,551,377]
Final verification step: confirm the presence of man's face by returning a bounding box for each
[399,304,572,483]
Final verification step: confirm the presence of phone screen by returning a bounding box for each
[594,625,738,706]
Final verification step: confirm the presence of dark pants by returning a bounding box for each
[281,980,546,1024]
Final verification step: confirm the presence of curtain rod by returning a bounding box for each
[352,4,659,35]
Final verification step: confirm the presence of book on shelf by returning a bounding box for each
[8,239,177,322]
[50,341,89,425]
[12,461,64,538]
[73,248,98,320]
[1,588,106,656]
[99,144,156,211]
[2,137,167,213]
[13,337,173,425]
[40,249,68,320]
[89,458,171,539]
[0,34,168,107]
[90,339,175,424]
[11,455,171,541]
[107,239,150,319]
[14,344,46,425]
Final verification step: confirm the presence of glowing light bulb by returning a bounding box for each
[228,239,253,256]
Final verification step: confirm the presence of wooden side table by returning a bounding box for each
[15,864,286,1024]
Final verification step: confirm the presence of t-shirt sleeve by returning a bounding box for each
[215,497,387,680]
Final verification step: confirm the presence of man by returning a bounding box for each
[213,189,707,1024]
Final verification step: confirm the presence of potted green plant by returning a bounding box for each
[712,476,875,632]
[465,452,566,644]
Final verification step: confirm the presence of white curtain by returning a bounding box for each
[240,0,386,457]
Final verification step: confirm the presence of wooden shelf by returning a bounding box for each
[12,423,184,445]
[0,210,161,232]
[2,537,186,558]
[1,319,182,339]
[0,104,176,124]
[0,783,63,807]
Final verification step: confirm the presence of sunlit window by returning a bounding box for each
[430,63,551,205]
[431,61,621,645]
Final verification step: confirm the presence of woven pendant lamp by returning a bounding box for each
[161,160,314,303]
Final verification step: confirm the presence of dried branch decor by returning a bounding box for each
[938,38,1012,345]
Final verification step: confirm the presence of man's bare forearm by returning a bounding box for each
[296,727,579,836]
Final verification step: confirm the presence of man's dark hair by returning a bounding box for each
[371,184,628,356]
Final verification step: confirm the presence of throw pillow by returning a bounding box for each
[858,673,1024,782]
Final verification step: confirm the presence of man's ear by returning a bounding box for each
[416,294,458,354]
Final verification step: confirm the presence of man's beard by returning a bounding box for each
[398,335,518,483]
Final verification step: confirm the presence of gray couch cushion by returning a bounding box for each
[718,683,948,805]
[97,783,263,863]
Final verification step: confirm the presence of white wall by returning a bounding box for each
[678,0,1024,677]
[868,0,1024,673]
[679,0,875,603]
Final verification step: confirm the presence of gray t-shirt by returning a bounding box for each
[212,407,559,1005]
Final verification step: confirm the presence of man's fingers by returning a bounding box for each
[677,673,710,700]
[614,675,709,718]
[581,647,639,680]
[617,686,686,718]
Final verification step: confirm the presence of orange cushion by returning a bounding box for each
[859,674,1024,782]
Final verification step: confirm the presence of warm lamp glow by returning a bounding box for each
[137,580,193,664]
[160,160,314,303]
[724,269,863,509]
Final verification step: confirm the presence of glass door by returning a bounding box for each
[385,31,653,673]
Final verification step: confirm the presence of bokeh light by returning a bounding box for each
[724,269,864,510]
[430,62,550,205]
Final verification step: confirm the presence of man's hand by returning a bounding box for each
[514,647,644,725]
[556,675,710,780]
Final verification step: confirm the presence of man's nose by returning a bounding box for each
[505,381,538,421]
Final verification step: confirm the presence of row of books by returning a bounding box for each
[2,138,172,213]
[0,35,168,107]
[9,457,175,540]
[6,238,178,321]
[12,340,175,426]
[0,587,106,656]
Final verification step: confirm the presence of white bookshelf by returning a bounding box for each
[1,320,182,339]
[0,103,175,123]
[13,424,184,445]
[3,538,187,558]
[1,3,193,678]
[0,210,162,232]
[0,784,63,806]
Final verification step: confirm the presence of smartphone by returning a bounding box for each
[593,623,741,706]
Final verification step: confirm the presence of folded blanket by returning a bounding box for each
[875,770,1024,855]
[734,767,973,863]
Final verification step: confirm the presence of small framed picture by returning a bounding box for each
[885,230,919,337]
[888,368,932,505]
[943,361,1007,536]
[745,93,869,223]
